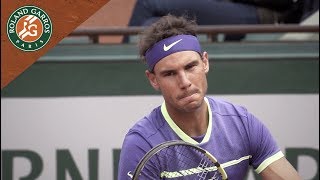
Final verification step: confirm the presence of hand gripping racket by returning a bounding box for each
[132,140,228,180]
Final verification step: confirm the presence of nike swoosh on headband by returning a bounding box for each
[145,35,201,71]
[163,39,183,51]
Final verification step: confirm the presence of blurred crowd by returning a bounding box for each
[123,0,319,42]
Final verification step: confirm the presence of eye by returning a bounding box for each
[185,62,197,70]
[163,71,175,77]
[186,64,195,70]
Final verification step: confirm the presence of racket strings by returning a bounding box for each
[197,159,210,179]
[139,144,220,179]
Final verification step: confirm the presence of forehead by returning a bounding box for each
[154,51,201,70]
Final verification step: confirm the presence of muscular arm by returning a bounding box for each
[260,157,301,180]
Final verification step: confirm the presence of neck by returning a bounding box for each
[167,101,209,137]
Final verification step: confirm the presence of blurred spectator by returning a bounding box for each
[298,0,319,22]
[123,0,318,42]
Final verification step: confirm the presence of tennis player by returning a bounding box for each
[118,14,301,179]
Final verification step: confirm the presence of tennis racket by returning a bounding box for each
[132,140,228,180]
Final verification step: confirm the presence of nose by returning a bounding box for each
[177,71,191,89]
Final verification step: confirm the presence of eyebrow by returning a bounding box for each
[159,69,175,76]
[158,59,199,76]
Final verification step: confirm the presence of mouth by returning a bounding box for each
[177,89,199,101]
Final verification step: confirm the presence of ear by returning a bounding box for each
[145,70,160,91]
[202,51,210,74]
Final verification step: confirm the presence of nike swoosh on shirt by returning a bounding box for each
[163,39,183,51]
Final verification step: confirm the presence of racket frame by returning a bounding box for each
[132,140,228,180]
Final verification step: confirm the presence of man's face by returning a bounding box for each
[146,51,209,113]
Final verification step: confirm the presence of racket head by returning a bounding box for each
[132,140,228,180]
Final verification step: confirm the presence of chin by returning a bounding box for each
[181,99,203,112]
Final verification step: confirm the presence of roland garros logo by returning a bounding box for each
[7,5,52,51]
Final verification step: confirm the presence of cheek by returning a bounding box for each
[159,82,175,92]
[193,72,208,89]
[192,71,205,82]
[200,75,208,92]
[158,82,177,96]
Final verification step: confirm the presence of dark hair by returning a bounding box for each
[138,14,198,63]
